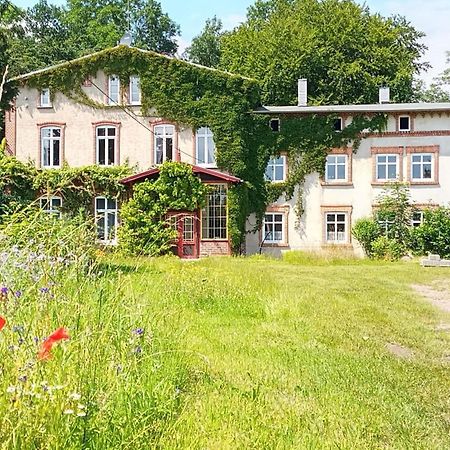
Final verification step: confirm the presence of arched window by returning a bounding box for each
[196,127,216,167]
[96,126,117,166]
[41,127,61,168]
[154,125,174,164]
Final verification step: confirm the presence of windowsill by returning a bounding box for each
[37,106,53,109]
[371,180,401,186]
[321,181,353,187]
[409,181,439,186]
[128,103,141,107]
[262,242,289,248]
[198,164,218,169]
[267,179,286,184]
[42,166,61,170]
[97,241,118,246]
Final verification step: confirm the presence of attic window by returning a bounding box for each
[399,116,410,132]
[40,88,51,107]
[333,117,343,132]
[269,118,280,132]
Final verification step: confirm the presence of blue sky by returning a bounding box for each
[11,0,450,84]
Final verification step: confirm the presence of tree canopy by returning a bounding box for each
[2,0,180,77]
[183,16,224,68]
[219,0,428,105]
[420,52,450,102]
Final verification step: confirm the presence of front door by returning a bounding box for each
[168,212,199,259]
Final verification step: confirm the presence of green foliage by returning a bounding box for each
[371,235,405,261]
[0,155,129,220]
[420,51,450,102]
[376,183,413,248]
[352,218,381,258]
[184,16,224,68]
[119,162,208,256]
[410,207,450,258]
[220,0,428,105]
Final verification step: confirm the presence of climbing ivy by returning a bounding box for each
[118,162,208,256]
[0,154,130,219]
[11,45,387,252]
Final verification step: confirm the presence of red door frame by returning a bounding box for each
[167,211,200,259]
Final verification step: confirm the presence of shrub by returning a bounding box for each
[410,207,450,258]
[371,236,405,261]
[352,218,381,257]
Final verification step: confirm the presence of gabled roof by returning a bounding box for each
[255,102,450,115]
[120,165,242,185]
[10,45,256,83]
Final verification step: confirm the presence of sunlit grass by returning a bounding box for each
[1,237,449,448]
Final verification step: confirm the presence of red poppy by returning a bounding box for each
[38,327,70,360]
[0,316,5,331]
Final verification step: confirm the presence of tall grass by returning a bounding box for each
[0,213,449,448]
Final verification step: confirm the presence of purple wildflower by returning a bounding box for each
[39,287,50,294]
[132,328,144,337]
[14,291,22,298]
[0,287,8,295]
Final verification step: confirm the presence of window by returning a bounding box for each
[41,127,61,168]
[399,116,410,132]
[39,196,62,218]
[96,126,117,166]
[411,211,424,227]
[263,213,285,244]
[325,212,347,243]
[201,184,227,240]
[269,118,280,132]
[196,127,216,166]
[265,156,286,182]
[376,154,399,181]
[411,153,433,181]
[325,155,347,182]
[108,75,120,104]
[154,125,174,164]
[333,117,343,132]
[40,88,51,107]
[129,75,141,105]
[95,197,118,244]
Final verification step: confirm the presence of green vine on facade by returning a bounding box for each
[8,45,387,252]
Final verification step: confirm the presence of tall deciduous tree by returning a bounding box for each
[420,52,450,102]
[220,0,429,105]
[184,16,224,68]
[65,0,180,56]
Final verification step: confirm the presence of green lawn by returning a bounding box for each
[1,253,449,449]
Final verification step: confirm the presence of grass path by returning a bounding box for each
[111,255,450,449]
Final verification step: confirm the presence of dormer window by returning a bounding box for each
[399,116,410,132]
[40,88,51,107]
[108,75,120,105]
[129,75,141,105]
[333,117,343,132]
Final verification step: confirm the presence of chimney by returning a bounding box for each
[298,79,307,106]
[379,86,390,104]
[119,32,132,46]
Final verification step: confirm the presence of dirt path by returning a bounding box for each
[411,283,450,314]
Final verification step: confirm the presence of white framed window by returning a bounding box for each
[95,197,118,244]
[399,115,410,132]
[129,75,141,105]
[325,212,348,243]
[39,196,62,218]
[411,153,433,181]
[376,154,399,181]
[326,155,347,182]
[411,211,424,227]
[263,212,285,244]
[40,88,51,107]
[96,126,117,166]
[201,184,227,240]
[196,127,216,167]
[265,156,286,182]
[154,125,174,164]
[108,75,120,105]
[41,127,61,168]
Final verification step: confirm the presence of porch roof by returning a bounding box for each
[120,165,242,185]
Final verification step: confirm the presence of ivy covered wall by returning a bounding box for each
[8,45,386,252]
